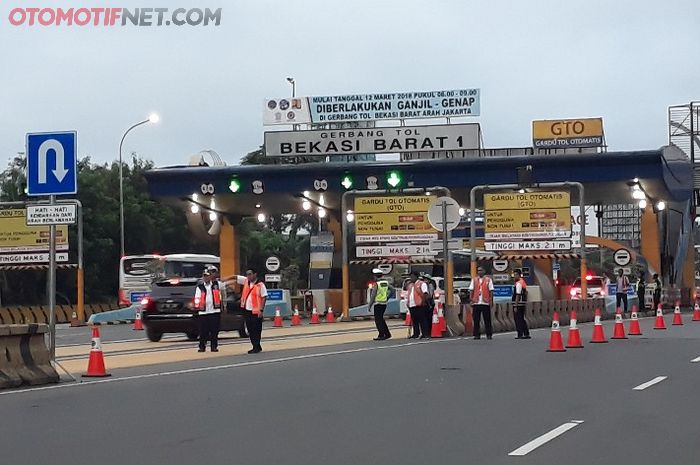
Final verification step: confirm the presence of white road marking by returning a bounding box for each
[0,337,461,397]
[633,376,668,391]
[508,420,584,456]
[691,356,700,363]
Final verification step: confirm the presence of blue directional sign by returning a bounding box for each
[26,131,77,196]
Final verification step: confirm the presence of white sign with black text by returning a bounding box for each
[265,274,282,283]
[356,244,436,258]
[264,124,481,157]
[26,204,76,226]
[0,252,69,264]
[355,233,438,243]
[485,240,571,252]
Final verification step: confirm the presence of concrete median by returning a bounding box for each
[0,323,58,389]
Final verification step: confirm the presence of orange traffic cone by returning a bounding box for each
[628,310,643,336]
[611,308,627,339]
[133,308,144,331]
[310,305,320,324]
[325,306,336,323]
[430,307,443,338]
[565,310,583,348]
[273,306,284,328]
[692,303,700,322]
[83,326,111,378]
[546,312,566,352]
[653,305,667,330]
[590,308,608,343]
[672,304,683,326]
[404,309,412,326]
[438,303,447,332]
[291,305,302,326]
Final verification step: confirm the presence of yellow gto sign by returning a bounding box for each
[532,118,604,148]
[485,192,571,240]
[354,195,432,214]
[0,209,69,253]
[355,212,433,235]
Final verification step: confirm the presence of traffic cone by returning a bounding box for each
[672,304,683,326]
[430,307,443,338]
[692,303,700,322]
[273,306,283,328]
[325,306,336,323]
[133,308,144,331]
[291,305,301,326]
[628,310,643,336]
[565,310,583,348]
[438,303,447,332]
[83,326,111,378]
[547,312,566,352]
[590,308,608,343]
[310,305,320,324]
[404,309,412,327]
[611,308,627,339]
[653,305,667,330]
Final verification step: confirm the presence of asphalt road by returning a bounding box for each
[5,316,700,465]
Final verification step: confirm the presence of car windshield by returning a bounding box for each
[573,278,604,287]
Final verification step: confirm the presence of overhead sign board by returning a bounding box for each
[26,131,78,196]
[0,252,68,265]
[532,118,604,148]
[484,240,571,251]
[26,204,77,226]
[263,88,480,125]
[354,195,432,214]
[484,192,571,240]
[264,123,480,157]
[0,209,68,252]
[356,244,435,258]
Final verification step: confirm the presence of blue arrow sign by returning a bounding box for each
[26,131,77,196]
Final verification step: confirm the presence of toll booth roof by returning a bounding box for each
[145,146,691,216]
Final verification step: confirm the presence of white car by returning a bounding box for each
[570,276,607,300]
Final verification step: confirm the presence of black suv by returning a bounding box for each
[141,278,247,342]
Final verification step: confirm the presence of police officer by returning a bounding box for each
[368,268,392,341]
[407,272,430,339]
[636,271,646,310]
[194,270,222,352]
[224,268,268,354]
[512,269,530,340]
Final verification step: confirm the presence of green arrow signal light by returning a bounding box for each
[386,171,402,188]
[341,175,353,190]
[229,177,241,193]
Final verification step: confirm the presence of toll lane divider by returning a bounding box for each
[0,304,120,325]
[0,324,59,389]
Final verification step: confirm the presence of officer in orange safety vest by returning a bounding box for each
[224,268,268,354]
[468,265,494,340]
[406,271,431,339]
[194,270,223,352]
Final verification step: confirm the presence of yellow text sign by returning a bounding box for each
[485,191,570,210]
[0,209,69,253]
[354,196,432,214]
[485,208,571,240]
[355,212,433,235]
[532,118,604,148]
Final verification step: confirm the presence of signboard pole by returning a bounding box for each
[441,199,454,305]
[48,195,56,362]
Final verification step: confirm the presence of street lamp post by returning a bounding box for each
[118,113,159,257]
[286,77,296,98]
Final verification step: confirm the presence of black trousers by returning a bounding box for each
[409,306,428,337]
[472,304,493,338]
[198,312,221,350]
[653,291,661,310]
[373,304,391,338]
[245,311,263,350]
[514,304,530,338]
[616,293,628,312]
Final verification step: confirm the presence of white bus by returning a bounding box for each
[118,254,220,306]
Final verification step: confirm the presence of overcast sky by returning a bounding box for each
[1,0,698,168]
